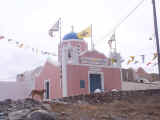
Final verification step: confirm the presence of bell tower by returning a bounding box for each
[58,32,88,97]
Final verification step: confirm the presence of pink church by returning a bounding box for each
[35,32,122,99]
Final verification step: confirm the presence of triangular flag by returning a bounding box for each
[146,62,152,66]
[108,40,112,48]
[0,36,4,40]
[130,56,135,62]
[134,61,138,64]
[19,43,24,48]
[16,41,19,44]
[111,58,117,64]
[107,33,116,48]
[127,60,132,65]
[32,48,34,52]
[140,55,145,63]
[49,19,60,37]
[8,39,13,42]
[110,33,115,41]
[152,53,158,61]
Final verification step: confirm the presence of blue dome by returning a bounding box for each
[63,32,81,40]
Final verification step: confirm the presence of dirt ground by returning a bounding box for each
[50,95,160,120]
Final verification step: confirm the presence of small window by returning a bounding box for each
[80,80,85,88]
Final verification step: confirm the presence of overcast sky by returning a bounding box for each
[0,0,159,81]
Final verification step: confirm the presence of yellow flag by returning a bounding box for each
[127,59,132,65]
[77,26,91,39]
[130,56,135,62]
[111,58,117,64]
[19,43,24,48]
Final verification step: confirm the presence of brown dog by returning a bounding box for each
[29,89,46,101]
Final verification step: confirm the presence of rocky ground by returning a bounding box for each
[0,94,160,120]
[50,94,160,120]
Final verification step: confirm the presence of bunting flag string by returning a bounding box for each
[125,53,158,67]
[0,36,57,56]
[0,34,159,67]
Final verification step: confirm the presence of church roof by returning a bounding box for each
[80,50,107,59]
[63,32,82,40]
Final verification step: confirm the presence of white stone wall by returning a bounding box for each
[0,81,30,100]
[122,81,160,91]
[0,67,42,101]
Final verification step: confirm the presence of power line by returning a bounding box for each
[100,0,145,42]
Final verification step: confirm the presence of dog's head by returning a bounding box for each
[43,89,47,92]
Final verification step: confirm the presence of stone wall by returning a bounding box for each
[55,89,160,104]
[122,81,160,90]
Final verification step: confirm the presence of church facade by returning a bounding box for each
[35,32,122,99]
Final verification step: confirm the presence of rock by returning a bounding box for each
[27,110,56,120]
[42,103,53,112]
[0,112,7,120]
[8,109,30,120]
[112,116,128,120]
[101,114,128,120]
[4,99,13,104]
[94,89,102,93]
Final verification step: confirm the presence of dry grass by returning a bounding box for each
[50,95,160,120]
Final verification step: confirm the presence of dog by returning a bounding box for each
[29,89,46,101]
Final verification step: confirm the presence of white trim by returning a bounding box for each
[79,50,88,56]
[120,69,123,90]
[44,79,50,100]
[67,63,116,69]
[62,47,68,97]
[80,57,107,66]
[88,71,104,93]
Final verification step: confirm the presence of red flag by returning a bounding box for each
[146,62,152,66]
[108,40,112,48]
[0,36,4,40]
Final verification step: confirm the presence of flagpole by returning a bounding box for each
[59,17,63,88]
[114,31,117,52]
[152,0,160,79]
[59,17,62,65]
[91,24,93,50]
[59,18,62,47]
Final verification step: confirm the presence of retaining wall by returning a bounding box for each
[56,89,160,104]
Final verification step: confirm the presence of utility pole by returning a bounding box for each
[152,0,160,79]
